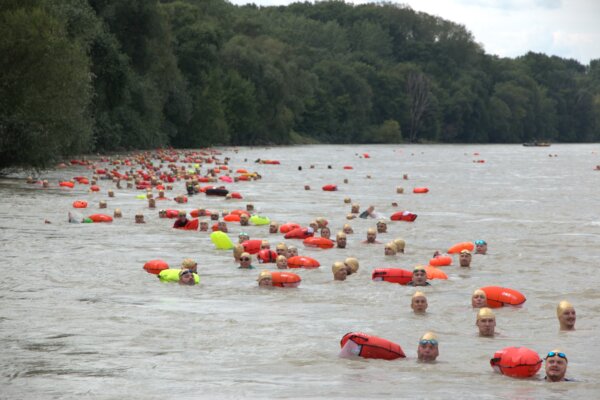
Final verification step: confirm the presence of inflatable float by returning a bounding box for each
[340,332,405,360]
[210,231,234,250]
[447,241,474,254]
[490,347,541,378]
[371,268,412,285]
[143,259,169,274]
[303,237,334,249]
[158,269,199,284]
[390,211,417,222]
[88,214,113,223]
[480,286,526,308]
[271,271,301,287]
[429,255,452,267]
[287,256,320,269]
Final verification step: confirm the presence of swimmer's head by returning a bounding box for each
[344,257,359,274]
[332,261,347,281]
[181,258,197,271]
[477,307,495,321]
[556,300,574,317]
[257,270,272,286]
[344,197,351,204]
[394,238,406,251]
[472,289,487,308]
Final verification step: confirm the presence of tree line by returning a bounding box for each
[1,0,599,169]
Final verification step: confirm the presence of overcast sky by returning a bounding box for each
[227,0,600,65]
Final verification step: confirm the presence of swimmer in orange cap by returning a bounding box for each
[557,300,576,331]
[459,249,472,267]
[411,291,428,313]
[417,332,439,362]
[257,270,273,287]
[476,307,496,337]
[336,231,347,249]
[544,350,572,382]
[472,289,487,308]
[407,266,430,286]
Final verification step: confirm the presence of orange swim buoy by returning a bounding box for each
[73,200,88,209]
[88,214,113,223]
[257,249,278,264]
[287,256,320,269]
[322,184,338,191]
[390,211,418,222]
[242,239,262,255]
[428,255,452,267]
[230,209,250,217]
[303,237,334,249]
[183,219,199,231]
[284,227,313,240]
[279,223,301,234]
[224,214,241,222]
[490,347,541,378]
[340,332,405,360]
[271,271,301,287]
[165,209,180,219]
[424,266,448,280]
[413,187,429,194]
[230,192,243,199]
[90,185,100,192]
[372,268,412,285]
[343,166,353,170]
[447,241,474,254]
[481,286,526,308]
[143,259,169,274]
[59,181,74,188]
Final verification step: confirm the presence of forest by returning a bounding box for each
[1,0,599,169]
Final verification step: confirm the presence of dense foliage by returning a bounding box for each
[1,0,599,169]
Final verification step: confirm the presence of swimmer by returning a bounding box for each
[332,262,347,281]
[476,307,496,337]
[210,212,219,221]
[336,231,347,249]
[344,197,351,204]
[359,205,376,219]
[384,242,397,256]
[135,213,145,224]
[393,238,406,254]
[309,221,319,232]
[544,350,572,382]
[417,332,439,362]
[351,203,360,214]
[286,245,298,259]
[99,200,107,209]
[343,224,354,234]
[217,221,228,233]
[475,240,487,254]
[238,232,250,244]
[158,209,167,218]
[472,289,487,308]
[363,228,379,244]
[557,300,576,331]
[240,214,249,226]
[260,240,270,250]
[233,244,244,262]
[114,208,122,218]
[178,269,196,286]
[108,190,114,198]
[376,219,387,233]
[316,217,328,228]
[148,198,156,209]
[257,270,273,287]
[344,257,359,275]
[246,203,254,212]
[181,258,198,273]
[269,222,279,234]
[238,252,255,269]
[26,176,35,184]
[276,255,288,269]
[346,213,356,220]
[411,291,428,313]
[173,210,189,228]
[275,243,288,257]
[459,249,472,267]
[407,266,430,286]
[320,226,331,239]
[199,221,209,231]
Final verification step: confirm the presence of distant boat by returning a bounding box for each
[523,141,551,147]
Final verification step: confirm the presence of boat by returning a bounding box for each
[523,141,551,147]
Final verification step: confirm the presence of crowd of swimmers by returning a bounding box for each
[31,150,578,383]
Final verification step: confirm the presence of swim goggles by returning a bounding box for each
[179,270,192,277]
[419,339,438,346]
[546,352,567,361]
[474,240,487,245]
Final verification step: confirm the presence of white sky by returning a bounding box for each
[228,0,600,65]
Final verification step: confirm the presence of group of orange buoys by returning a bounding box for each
[32,147,565,380]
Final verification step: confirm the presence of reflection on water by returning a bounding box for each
[1,144,600,398]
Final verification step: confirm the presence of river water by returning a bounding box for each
[1,144,599,399]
